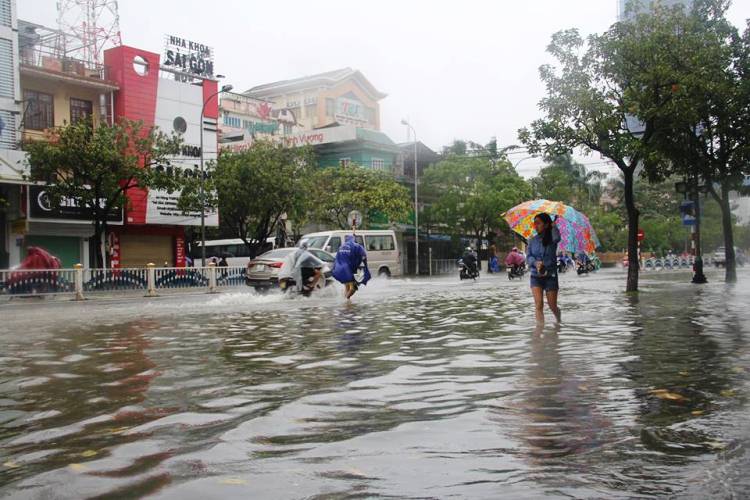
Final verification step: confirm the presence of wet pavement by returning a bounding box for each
[0,269,748,498]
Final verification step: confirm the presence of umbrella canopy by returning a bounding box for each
[503,199,600,255]
[19,247,62,270]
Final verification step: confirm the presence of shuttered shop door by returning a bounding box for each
[119,234,173,268]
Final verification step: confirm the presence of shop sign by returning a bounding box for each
[175,235,186,267]
[146,158,219,226]
[27,185,123,224]
[245,120,279,135]
[107,232,121,269]
[162,35,214,78]
[335,97,366,122]
[282,125,357,147]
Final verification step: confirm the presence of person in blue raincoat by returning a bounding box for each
[332,234,371,299]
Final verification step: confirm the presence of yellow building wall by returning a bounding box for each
[20,74,106,142]
[262,78,381,132]
[318,80,380,130]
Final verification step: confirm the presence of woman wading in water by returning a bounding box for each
[526,213,562,324]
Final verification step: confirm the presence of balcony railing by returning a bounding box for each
[20,45,111,82]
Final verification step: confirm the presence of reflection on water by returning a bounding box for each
[0,272,748,498]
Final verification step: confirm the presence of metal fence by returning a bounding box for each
[0,265,247,299]
[430,259,459,276]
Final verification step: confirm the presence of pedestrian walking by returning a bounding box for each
[527,213,562,324]
[332,234,371,300]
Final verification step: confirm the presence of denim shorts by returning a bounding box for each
[530,274,559,291]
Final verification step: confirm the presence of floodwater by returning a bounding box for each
[0,269,748,499]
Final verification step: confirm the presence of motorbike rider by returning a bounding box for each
[461,247,478,275]
[278,242,325,295]
[332,234,371,300]
[505,247,526,274]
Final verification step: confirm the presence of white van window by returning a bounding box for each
[366,235,395,251]
[302,236,329,249]
[355,235,364,247]
[328,236,342,252]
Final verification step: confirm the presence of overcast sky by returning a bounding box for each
[19,0,750,176]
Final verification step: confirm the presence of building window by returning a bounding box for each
[0,39,13,98]
[283,123,293,135]
[23,90,54,130]
[305,104,317,119]
[339,158,351,167]
[70,98,93,125]
[371,158,386,171]
[173,116,187,134]
[365,106,376,123]
[0,110,16,148]
[366,235,396,252]
[325,98,335,117]
[223,114,241,128]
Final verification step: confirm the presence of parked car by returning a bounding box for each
[245,247,335,292]
[713,247,747,267]
[298,230,401,277]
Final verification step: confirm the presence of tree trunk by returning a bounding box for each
[718,181,737,283]
[93,221,104,268]
[623,167,640,292]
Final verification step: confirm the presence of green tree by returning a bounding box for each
[519,27,668,292]
[422,154,532,267]
[308,164,411,230]
[531,154,606,212]
[24,118,181,267]
[180,140,315,259]
[608,0,750,282]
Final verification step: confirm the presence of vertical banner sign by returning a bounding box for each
[175,235,186,268]
[108,232,121,269]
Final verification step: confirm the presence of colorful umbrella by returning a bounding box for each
[503,199,600,255]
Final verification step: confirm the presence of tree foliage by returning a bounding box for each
[24,118,181,267]
[308,164,411,230]
[519,24,668,292]
[530,154,606,212]
[610,0,750,281]
[422,154,532,264]
[180,140,315,258]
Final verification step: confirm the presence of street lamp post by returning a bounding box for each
[198,82,233,266]
[401,119,419,275]
[675,176,708,284]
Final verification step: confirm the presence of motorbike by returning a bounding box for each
[507,263,526,280]
[576,259,596,275]
[279,264,333,297]
[557,255,573,274]
[458,259,479,281]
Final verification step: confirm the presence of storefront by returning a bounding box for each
[103,40,220,268]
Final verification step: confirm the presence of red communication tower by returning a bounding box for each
[56,0,122,65]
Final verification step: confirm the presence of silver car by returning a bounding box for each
[245,247,335,291]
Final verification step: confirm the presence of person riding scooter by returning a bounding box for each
[505,247,526,275]
[461,247,479,275]
[278,243,325,296]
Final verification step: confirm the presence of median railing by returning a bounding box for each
[0,264,247,300]
[641,257,696,271]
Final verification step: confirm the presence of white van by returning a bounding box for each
[299,230,402,277]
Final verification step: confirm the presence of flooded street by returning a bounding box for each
[1,269,748,499]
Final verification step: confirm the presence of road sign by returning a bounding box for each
[347,210,363,228]
[680,200,696,226]
[637,228,645,242]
